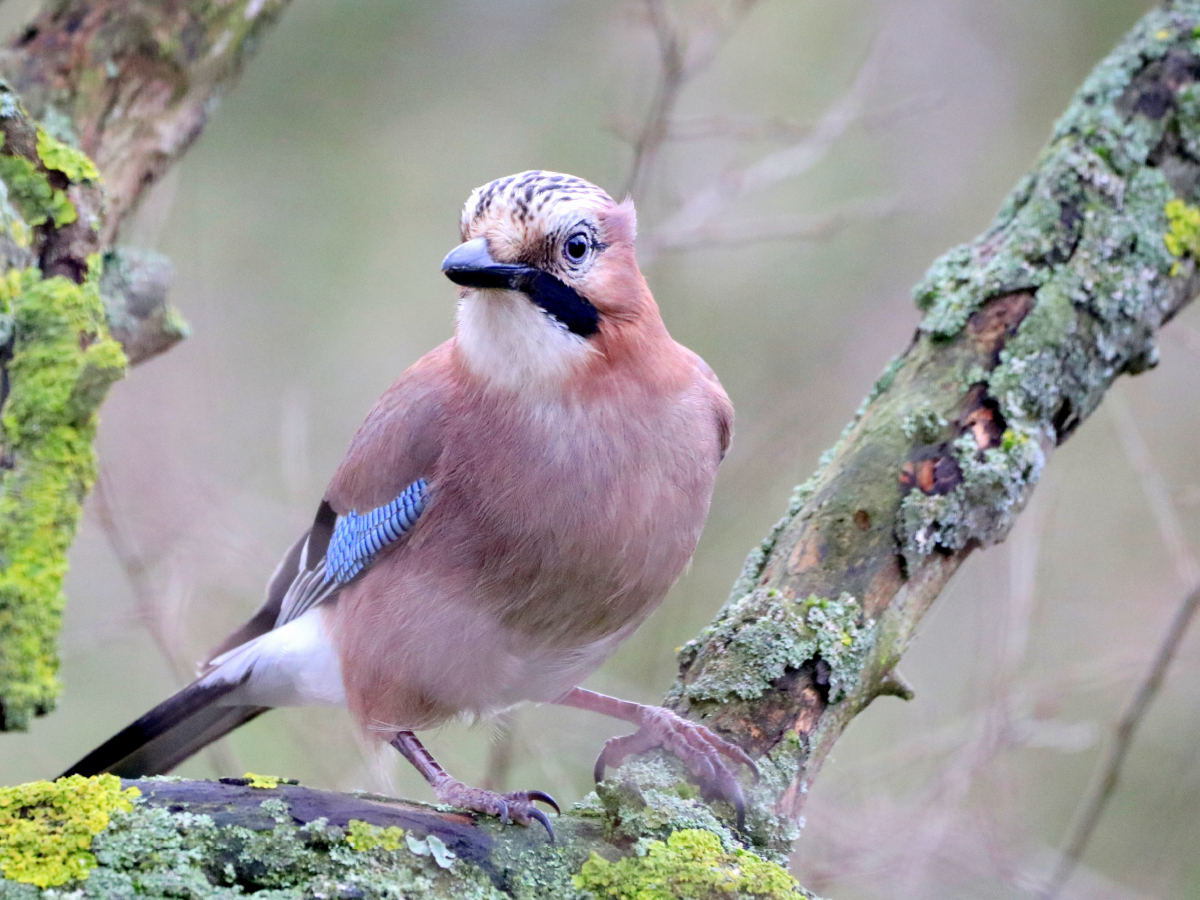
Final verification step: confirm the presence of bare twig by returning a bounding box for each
[622,0,762,202]
[1043,394,1200,898]
[1042,582,1200,898]
[652,195,900,252]
[92,470,244,776]
[609,89,941,144]
[1109,392,1200,590]
[622,0,684,203]
[645,35,884,256]
[479,711,517,792]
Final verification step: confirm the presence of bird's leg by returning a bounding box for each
[555,688,759,827]
[389,731,558,839]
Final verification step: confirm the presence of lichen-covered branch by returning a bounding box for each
[0,0,292,730]
[0,772,809,899]
[0,0,291,248]
[5,2,1200,898]
[667,0,1200,856]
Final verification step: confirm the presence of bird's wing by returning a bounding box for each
[270,478,429,628]
[203,342,454,667]
[680,344,734,462]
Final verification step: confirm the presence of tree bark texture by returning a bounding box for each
[0,0,291,731]
[4,1,1200,898]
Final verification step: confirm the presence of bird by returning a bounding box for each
[64,170,756,838]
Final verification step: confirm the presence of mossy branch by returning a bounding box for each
[667,0,1200,857]
[0,0,293,731]
[5,2,1200,898]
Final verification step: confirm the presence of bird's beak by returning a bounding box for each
[441,237,532,290]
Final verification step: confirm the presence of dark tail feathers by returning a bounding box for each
[62,680,268,778]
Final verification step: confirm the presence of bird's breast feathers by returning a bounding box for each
[454,287,597,391]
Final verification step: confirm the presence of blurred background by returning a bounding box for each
[2,0,1198,897]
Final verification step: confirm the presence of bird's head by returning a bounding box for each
[442,171,657,389]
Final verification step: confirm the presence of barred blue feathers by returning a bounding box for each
[325,479,428,585]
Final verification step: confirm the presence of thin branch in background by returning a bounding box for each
[652,195,901,251]
[622,0,683,203]
[92,469,244,777]
[622,0,763,202]
[1109,392,1200,590]
[610,89,941,148]
[800,501,1055,896]
[645,35,885,258]
[888,499,1049,899]
[1043,393,1200,898]
[620,2,894,263]
[1042,583,1200,899]
[480,711,518,792]
[519,726,578,803]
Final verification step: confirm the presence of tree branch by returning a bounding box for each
[0,0,292,730]
[666,3,1200,856]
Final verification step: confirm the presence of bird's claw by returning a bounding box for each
[434,779,558,841]
[523,789,561,815]
[593,707,758,830]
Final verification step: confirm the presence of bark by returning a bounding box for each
[0,0,292,730]
[4,1,1200,898]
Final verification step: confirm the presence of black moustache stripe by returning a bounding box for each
[512,269,600,338]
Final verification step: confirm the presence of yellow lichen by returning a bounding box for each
[345,819,405,852]
[574,828,806,900]
[35,129,100,184]
[1164,198,1200,274]
[0,774,139,888]
[0,260,127,729]
[244,772,281,789]
[0,148,76,229]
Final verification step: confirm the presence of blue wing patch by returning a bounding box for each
[324,479,428,585]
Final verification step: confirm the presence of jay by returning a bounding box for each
[65,171,755,836]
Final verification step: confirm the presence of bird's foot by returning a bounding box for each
[433,779,559,840]
[593,706,758,828]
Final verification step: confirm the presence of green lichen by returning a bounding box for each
[0,773,815,900]
[912,142,1086,340]
[0,259,127,729]
[0,782,508,899]
[898,8,1199,563]
[573,829,809,900]
[678,591,875,706]
[913,5,1196,344]
[898,425,1043,560]
[35,130,99,184]
[582,757,738,848]
[346,819,405,852]
[901,403,948,442]
[0,121,99,236]
[0,775,139,888]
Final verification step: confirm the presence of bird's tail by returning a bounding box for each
[61,679,269,778]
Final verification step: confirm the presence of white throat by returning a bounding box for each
[456,289,596,390]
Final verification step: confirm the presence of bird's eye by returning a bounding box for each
[564,233,590,262]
